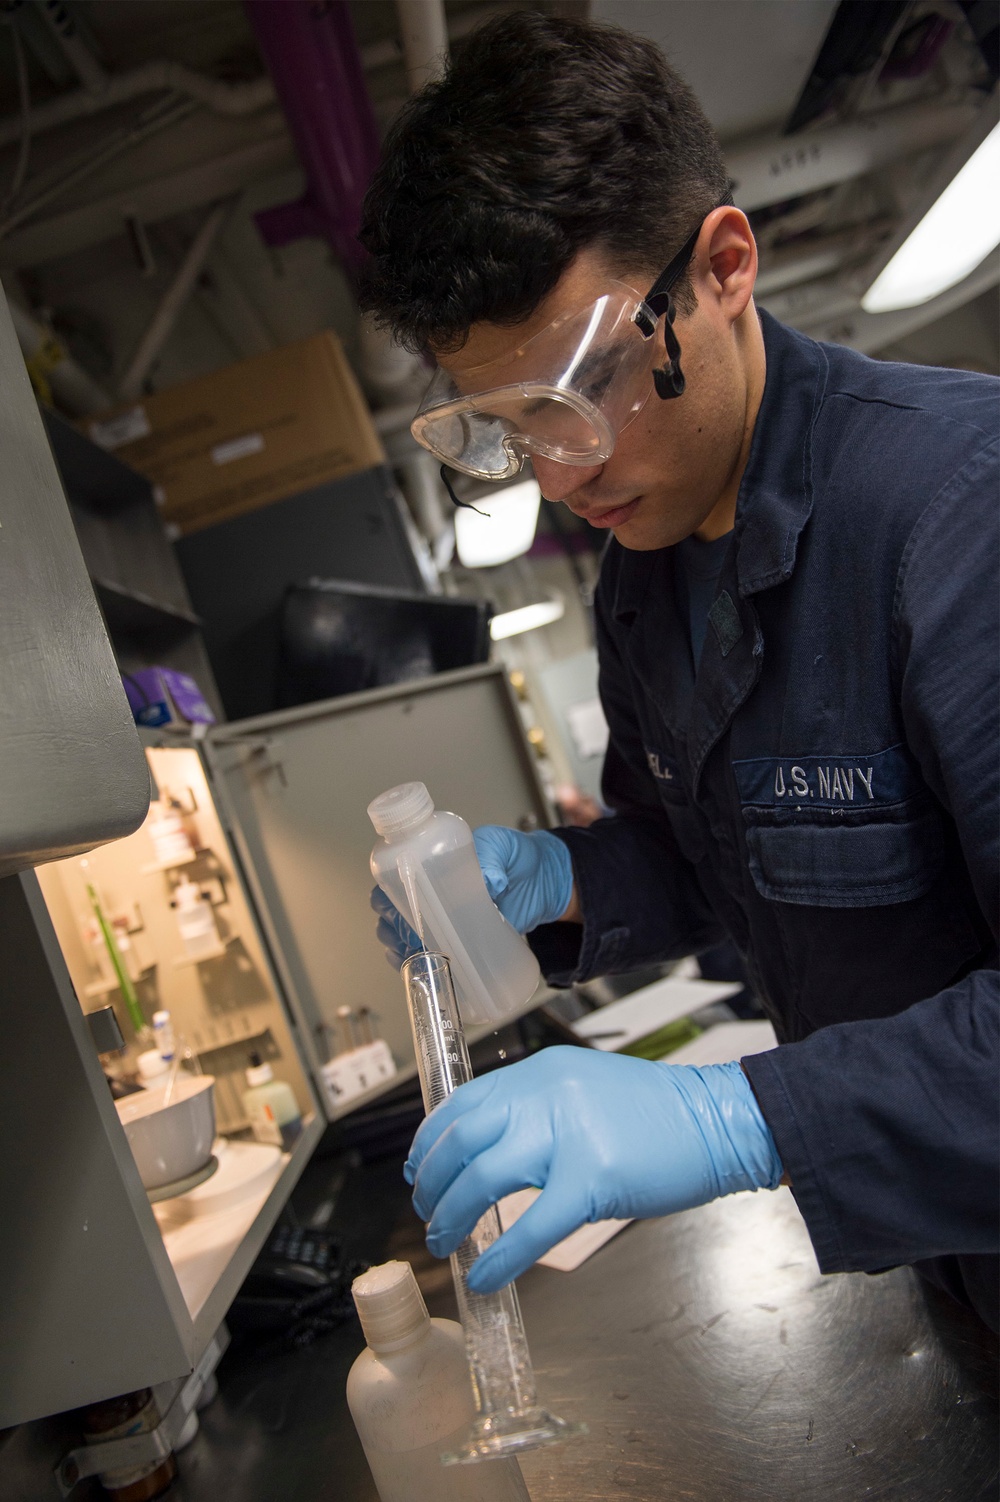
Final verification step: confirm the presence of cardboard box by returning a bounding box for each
[85,333,385,535]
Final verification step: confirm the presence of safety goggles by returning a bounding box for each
[411,223,702,484]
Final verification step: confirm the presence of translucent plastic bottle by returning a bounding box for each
[348,1261,531,1502]
[368,782,539,1026]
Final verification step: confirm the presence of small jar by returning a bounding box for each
[82,1388,177,1502]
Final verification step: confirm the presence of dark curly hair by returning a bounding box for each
[358,10,730,353]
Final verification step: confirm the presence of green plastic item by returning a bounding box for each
[618,1016,702,1062]
[86,882,144,1034]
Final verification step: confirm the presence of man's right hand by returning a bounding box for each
[371,824,578,971]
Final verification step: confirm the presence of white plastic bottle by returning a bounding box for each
[347,1261,530,1502]
[170,876,220,959]
[368,782,539,1026]
[241,1053,303,1149]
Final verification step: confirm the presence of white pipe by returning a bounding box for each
[38,0,108,96]
[6,297,111,414]
[728,102,976,213]
[394,0,449,93]
[798,256,1000,353]
[754,223,893,298]
[118,202,230,399]
[0,62,275,151]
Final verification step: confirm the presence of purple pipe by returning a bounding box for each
[244,0,381,277]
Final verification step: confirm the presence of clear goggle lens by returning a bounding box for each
[411,288,658,480]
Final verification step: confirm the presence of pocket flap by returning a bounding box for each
[746,810,943,907]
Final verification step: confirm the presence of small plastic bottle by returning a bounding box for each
[241,1053,303,1149]
[347,1261,531,1502]
[368,782,539,1026]
[170,876,220,959]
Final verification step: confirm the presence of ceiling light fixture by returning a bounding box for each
[489,597,566,640]
[862,107,1000,314]
[454,478,542,568]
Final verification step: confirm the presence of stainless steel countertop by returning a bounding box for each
[513,1188,998,1502]
[2,1181,993,1500]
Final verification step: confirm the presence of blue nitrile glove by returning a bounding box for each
[404,1048,783,1294]
[371,884,421,969]
[471,825,574,933]
[371,825,574,969]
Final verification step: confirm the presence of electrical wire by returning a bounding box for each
[0,92,195,240]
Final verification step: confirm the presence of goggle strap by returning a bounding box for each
[440,465,489,515]
[642,224,703,320]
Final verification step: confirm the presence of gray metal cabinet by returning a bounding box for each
[0,293,150,877]
[2,664,550,1427]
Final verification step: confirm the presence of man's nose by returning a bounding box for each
[530,456,604,503]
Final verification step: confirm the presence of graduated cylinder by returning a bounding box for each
[401,951,582,1463]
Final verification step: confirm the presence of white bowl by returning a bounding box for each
[116,1074,216,1190]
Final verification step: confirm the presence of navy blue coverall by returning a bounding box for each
[531,311,1000,1330]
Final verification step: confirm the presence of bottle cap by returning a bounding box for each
[352,1260,429,1353]
[367,782,435,838]
[152,1010,170,1027]
[246,1051,273,1087]
[137,1049,170,1083]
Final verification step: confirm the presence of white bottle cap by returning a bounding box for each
[152,1010,171,1028]
[367,781,435,838]
[137,1049,170,1083]
[352,1260,429,1353]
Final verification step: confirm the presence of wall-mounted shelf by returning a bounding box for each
[172,934,238,968]
[83,963,156,999]
[140,847,209,875]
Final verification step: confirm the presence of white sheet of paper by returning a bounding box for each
[565,697,610,760]
[571,975,743,1051]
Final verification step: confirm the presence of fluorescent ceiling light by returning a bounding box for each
[862,118,1000,313]
[489,597,565,640]
[454,479,541,568]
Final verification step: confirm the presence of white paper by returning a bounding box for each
[89,405,150,450]
[498,1188,631,1272]
[211,432,265,466]
[565,697,610,760]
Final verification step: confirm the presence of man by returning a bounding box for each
[362,12,999,1329]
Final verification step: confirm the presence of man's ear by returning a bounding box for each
[693,206,757,324]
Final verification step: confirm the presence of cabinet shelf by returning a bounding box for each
[93,578,201,643]
[172,933,239,968]
[139,846,210,875]
[83,963,156,999]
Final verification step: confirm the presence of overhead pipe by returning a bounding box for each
[0,61,275,152]
[6,296,111,414]
[118,200,231,399]
[394,0,449,93]
[753,222,894,298]
[0,0,497,154]
[796,255,1000,354]
[37,0,108,96]
[727,100,976,212]
[245,0,381,276]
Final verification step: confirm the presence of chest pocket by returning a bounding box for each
[745,804,943,907]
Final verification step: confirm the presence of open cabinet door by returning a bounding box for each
[0,292,149,875]
[203,664,554,1115]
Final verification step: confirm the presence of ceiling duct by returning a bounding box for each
[244,0,380,276]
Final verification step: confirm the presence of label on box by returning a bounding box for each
[320,1040,396,1111]
[212,432,265,466]
[89,405,151,450]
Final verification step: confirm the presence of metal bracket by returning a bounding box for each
[55,1327,228,1496]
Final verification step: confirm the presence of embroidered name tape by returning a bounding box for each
[733,742,922,808]
[645,749,682,784]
